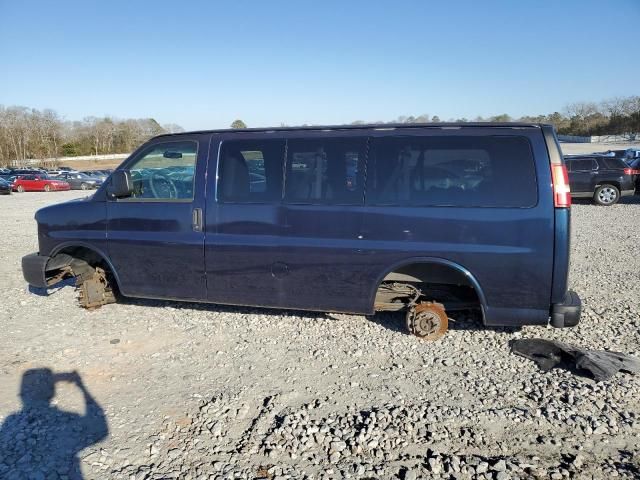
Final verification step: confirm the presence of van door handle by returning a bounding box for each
[192,208,203,232]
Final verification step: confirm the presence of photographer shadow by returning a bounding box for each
[0,368,108,480]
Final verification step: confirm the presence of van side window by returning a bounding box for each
[367,136,537,208]
[218,139,285,203]
[127,141,197,200]
[285,137,366,205]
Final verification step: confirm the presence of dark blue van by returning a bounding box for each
[22,123,581,339]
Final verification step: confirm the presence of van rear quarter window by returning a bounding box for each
[367,135,537,207]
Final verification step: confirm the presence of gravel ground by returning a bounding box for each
[0,191,639,480]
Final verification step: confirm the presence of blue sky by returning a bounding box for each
[1,0,638,130]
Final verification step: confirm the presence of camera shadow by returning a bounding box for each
[0,368,108,480]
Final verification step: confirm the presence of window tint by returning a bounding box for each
[602,158,626,170]
[218,139,285,203]
[571,159,597,171]
[285,137,366,205]
[367,135,537,207]
[127,141,197,200]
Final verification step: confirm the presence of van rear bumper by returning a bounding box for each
[550,290,581,328]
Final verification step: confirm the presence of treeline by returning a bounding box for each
[2,95,638,167]
[350,95,640,137]
[0,105,184,166]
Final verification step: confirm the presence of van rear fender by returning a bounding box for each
[369,257,487,322]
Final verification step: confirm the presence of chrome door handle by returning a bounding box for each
[192,208,203,232]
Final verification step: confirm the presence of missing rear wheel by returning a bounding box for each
[406,301,448,340]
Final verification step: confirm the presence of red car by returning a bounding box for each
[13,174,70,192]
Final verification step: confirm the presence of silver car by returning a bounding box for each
[54,172,103,190]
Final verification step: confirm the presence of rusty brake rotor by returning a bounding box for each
[406,301,448,341]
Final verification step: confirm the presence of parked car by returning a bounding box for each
[597,148,640,164]
[0,177,12,195]
[0,174,16,183]
[48,168,78,175]
[0,167,11,175]
[627,157,640,192]
[622,149,640,164]
[53,172,103,190]
[564,155,636,205]
[80,170,109,182]
[10,168,46,176]
[21,123,581,339]
[12,174,70,192]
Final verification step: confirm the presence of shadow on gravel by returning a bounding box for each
[0,368,108,480]
[28,278,75,297]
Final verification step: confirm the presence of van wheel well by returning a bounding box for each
[374,262,483,317]
[56,246,104,267]
[54,246,120,295]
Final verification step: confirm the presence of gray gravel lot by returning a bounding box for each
[0,191,639,479]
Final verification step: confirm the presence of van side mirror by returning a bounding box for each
[107,170,134,198]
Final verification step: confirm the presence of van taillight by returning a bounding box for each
[551,164,571,208]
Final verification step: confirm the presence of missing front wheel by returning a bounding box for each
[76,267,116,309]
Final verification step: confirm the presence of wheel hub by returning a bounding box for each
[406,301,448,340]
[599,187,617,204]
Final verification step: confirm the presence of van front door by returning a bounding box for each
[106,136,208,300]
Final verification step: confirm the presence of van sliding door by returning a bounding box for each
[205,137,287,307]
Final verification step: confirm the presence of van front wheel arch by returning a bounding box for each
[48,246,120,308]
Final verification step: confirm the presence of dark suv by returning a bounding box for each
[21,123,581,339]
[565,155,636,205]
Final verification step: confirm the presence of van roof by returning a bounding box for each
[154,122,548,139]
